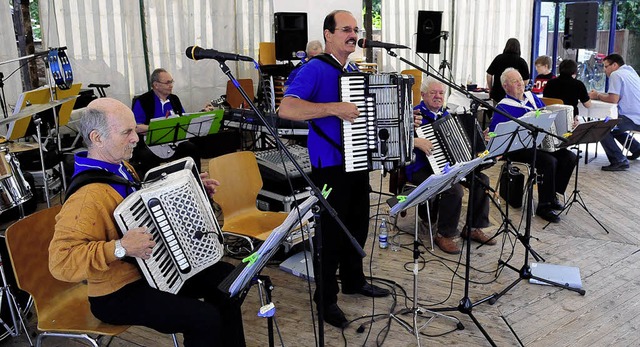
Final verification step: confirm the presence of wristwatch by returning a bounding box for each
[114,239,127,259]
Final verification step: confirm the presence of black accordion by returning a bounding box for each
[415,113,487,175]
[339,72,415,172]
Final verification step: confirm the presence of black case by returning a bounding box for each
[499,165,524,208]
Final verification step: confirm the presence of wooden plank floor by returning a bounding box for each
[1,145,639,347]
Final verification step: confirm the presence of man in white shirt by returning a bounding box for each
[589,54,640,171]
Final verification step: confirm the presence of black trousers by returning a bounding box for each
[411,168,491,237]
[311,166,370,307]
[89,262,245,347]
[506,148,576,205]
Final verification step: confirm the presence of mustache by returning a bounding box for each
[347,38,357,44]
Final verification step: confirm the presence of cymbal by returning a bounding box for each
[3,142,40,153]
[3,96,79,126]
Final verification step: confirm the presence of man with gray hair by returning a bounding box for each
[406,77,494,254]
[49,98,246,346]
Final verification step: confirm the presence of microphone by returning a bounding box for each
[378,128,390,158]
[185,45,254,62]
[357,39,409,50]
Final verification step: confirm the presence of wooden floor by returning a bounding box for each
[1,145,639,347]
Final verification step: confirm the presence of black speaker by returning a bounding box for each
[416,11,442,54]
[275,12,308,61]
[563,2,598,49]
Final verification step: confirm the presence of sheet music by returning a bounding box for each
[487,111,557,158]
[228,195,318,297]
[185,116,213,138]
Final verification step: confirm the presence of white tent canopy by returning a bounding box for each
[1,0,533,113]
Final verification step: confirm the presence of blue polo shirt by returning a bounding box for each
[489,93,545,131]
[284,56,358,168]
[73,151,138,198]
[405,102,448,181]
[132,93,184,124]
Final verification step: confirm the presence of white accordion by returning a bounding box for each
[114,158,224,294]
[540,104,575,152]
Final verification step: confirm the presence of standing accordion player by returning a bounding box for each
[339,72,415,172]
[114,158,224,294]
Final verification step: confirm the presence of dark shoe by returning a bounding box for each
[323,303,348,328]
[536,207,561,223]
[550,199,564,210]
[602,162,629,171]
[627,152,640,160]
[434,235,461,254]
[461,228,497,245]
[343,283,390,297]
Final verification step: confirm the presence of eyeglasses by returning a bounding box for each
[156,80,174,85]
[335,26,359,34]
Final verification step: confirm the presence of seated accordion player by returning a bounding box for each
[114,157,224,294]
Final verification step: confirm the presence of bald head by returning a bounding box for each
[80,98,138,163]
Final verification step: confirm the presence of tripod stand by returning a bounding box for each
[487,117,586,305]
[437,31,452,80]
[0,251,33,346]
[542,120,618,233]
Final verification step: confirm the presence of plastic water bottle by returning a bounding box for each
[379,218,388,249]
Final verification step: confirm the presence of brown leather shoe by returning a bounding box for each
[434,235,461,254]
[461,228,497,245]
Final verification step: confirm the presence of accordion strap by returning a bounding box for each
[65,169,141,202]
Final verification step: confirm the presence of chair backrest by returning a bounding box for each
[5,205,67,309]
[208,151,263,220]
[226,79,255,109]
[401,69,423,106]
[540,97,564,106]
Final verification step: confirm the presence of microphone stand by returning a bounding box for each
[213,59,366,347]
[383,48,569,346]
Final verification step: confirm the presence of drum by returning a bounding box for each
[0,234,32,341]
[0,148,33,213]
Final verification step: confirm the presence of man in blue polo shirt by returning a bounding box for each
[490,68,576,223]
[407,77,495,254]
[279,9,390,329]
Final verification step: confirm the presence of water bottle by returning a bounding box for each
[379,218,388,249]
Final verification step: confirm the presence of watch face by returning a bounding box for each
[115,247,126,258]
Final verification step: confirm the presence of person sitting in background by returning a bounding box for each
[406,77,495,254]
[50,98,245,347]
[532,55,555,94]
[131,68,201,177]
[588,54,640,171]
[489,68,576,223]
[543,59,591,119]
[284,40,324,90]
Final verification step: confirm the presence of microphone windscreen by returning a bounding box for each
[357,39,366,48]
[185,46,199,60]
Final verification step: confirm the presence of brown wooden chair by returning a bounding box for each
[539,97,564,106]
[208,151,289,249]
[5,206,178,347]
[401,69,423,106]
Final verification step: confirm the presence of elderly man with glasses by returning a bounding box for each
[131,68,201,176]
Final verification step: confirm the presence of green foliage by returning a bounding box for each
[363,0,382,30]
[617,0,640,31]
[30,0,41,40]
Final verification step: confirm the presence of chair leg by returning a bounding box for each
[36,332,100,347]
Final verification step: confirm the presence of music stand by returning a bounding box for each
[385,158,487,346]
[486,113,587,308]
[220,195,318,347]
[480,111,557,251]
[146,110,224,148]
[542,119,619,233]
